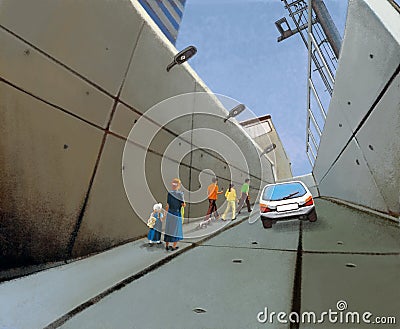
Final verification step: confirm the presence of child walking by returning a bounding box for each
[147,203,164,245]
[222,183,237,221]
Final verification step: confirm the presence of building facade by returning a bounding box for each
[137,0,186,44]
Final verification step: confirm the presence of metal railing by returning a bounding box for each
[275,0,341,167]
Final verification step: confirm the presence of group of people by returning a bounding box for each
[147,177,252,251]
[205,177,252,221]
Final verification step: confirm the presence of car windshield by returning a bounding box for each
[263,182,307,201]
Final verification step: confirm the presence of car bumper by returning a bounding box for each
[260,205,315,220]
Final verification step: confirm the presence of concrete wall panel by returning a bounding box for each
[137,92,195,138]
[72,136,147,257]
[110,103,193,166]
[0,82,103,266]
[330,0,400,131]
[319,140,388,212]
[0,0,143,95]
[313,0,400,216]
[0,27,114,128]
[120,23,197,113]
[355,74,400,214]
[312,96,354,185]
[109,104,141,139]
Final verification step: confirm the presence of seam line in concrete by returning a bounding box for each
[353,136,389,212]
[65,132,109,260]
[192,243,298,253]
[66,23,146,259]
[191,243,400,256]
[302,250,400,256]
[290,220,302,329]
[321,197,399,223]
[0,76,103,131]
[0,24,116,99]
[187,82,196,223]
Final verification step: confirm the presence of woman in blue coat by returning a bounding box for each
[164,178,185,251]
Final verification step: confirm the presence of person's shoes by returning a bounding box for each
[248,209,252,212]
[149,241,154,246]
[165,246,170,251]
[156,241,162,244]
[232,218,236,221]
[172,246,179,251]
[238,211,241,214]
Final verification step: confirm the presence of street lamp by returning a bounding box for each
[166,45,197,72]
[223,104,246,122]
[260,143,276,157]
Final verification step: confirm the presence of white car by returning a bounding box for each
[259,181,317,229]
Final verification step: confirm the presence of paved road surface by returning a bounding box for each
[56,199,400,329]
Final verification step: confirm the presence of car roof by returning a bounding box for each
[262,180,309,190]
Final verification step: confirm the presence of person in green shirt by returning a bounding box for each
[237,178,252,214]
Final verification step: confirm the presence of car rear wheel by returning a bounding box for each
[261,217,273,229]
[308,209,317,222]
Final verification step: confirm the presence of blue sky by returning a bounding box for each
[176,0,348,176]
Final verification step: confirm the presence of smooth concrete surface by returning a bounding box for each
[0,238,193,329]
[119,21,197,114]
[0,82,103,265]
[301,254,400,328]
[60,247,296,329]
[313,0,400,216]
[202,216,299,252]
[355,73,400,215]
[0,27,115,128]
[0,0,275,267]
[302,199,400,253]
[318,139,388,213]
[71,135,148,257]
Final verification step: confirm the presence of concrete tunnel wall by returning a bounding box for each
[312,0,400,217]
[0,0,274,268]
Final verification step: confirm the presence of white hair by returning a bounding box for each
[153,203,162,211]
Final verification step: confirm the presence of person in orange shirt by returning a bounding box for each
[205,177,224,221]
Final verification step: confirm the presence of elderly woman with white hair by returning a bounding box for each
[147,202,164,245]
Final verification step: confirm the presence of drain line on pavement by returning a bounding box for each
[290,220,303,329]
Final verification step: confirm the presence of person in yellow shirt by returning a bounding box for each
[205,177,224,221]
[222,183,238,221]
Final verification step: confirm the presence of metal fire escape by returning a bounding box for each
[275,0,342,167]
